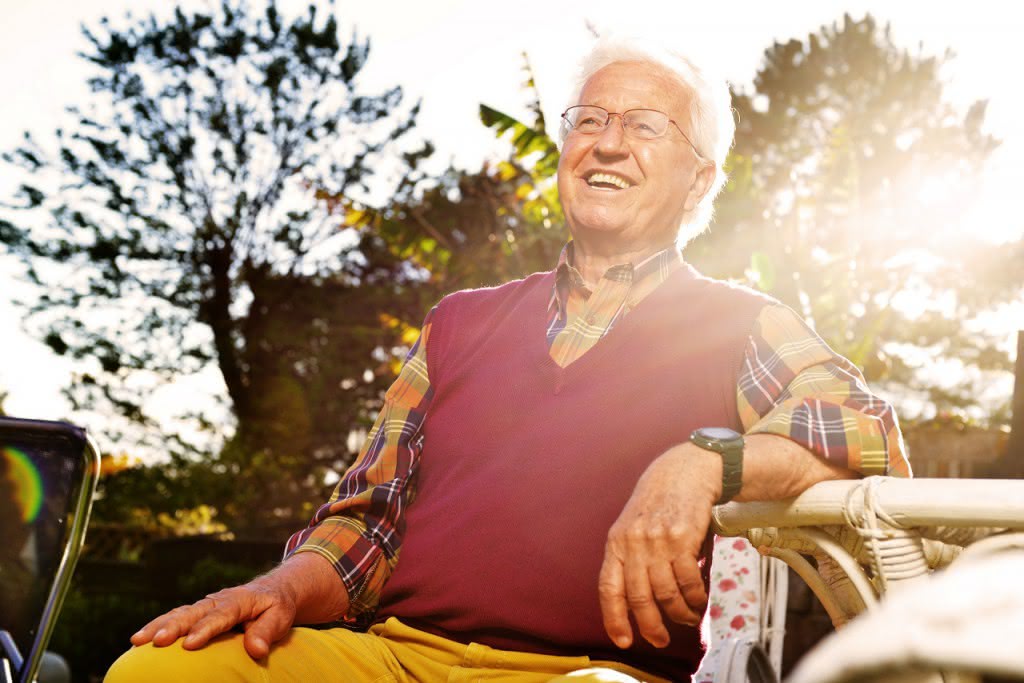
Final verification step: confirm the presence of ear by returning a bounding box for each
[683,162,716,212]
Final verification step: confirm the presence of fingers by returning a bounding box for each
[598,549,633,649]
[130,616,164,646]
[672,557,708,615]
[624,553,669,648]
[242,604,295,659]
[599,448,718,650]
[181,596,245,650]
[129,582,296,659]
[131,601,212,648]
[649,562,701,627]
[600,520,709,650]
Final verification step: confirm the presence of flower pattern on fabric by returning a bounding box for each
[693,536,762,683]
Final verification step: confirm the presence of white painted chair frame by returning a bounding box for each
[710,476,1024,682]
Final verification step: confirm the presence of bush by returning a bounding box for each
[49,586,168,683]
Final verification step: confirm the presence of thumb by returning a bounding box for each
[242,605,294,660]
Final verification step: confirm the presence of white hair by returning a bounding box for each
[561,35,736,243]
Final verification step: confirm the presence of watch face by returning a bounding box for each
[699,427,741,441]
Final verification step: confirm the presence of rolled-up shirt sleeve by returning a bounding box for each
[284,308,435,622]
[737,304,910,477]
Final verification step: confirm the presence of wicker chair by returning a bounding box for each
[711,477,1024,682]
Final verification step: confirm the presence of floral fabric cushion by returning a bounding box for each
[693,536,762,683]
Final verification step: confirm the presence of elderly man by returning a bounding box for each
[107,37,908,682]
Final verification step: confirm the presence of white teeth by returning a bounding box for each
[586,172,632,189]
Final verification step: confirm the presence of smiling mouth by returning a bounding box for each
[586,172,634,190]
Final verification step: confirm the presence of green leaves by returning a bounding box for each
[479,104,559,180]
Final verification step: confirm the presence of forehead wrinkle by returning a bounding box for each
[579,60,693,118]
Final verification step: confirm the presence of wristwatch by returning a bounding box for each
[690,427,744,505]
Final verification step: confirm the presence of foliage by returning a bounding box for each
[0,1,431,530]
[51,586,165,683]
[176,555,266,599]
[51,554,268,682]
[334,55,564,317]
[688,14,1022,421]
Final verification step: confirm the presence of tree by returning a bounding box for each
[335,55,564,316]
[0,1,431,531]
[689,14,1022,421]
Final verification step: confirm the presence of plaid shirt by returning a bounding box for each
[285,244,910,621]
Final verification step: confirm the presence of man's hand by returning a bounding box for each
[130,551,348,659]
[598,443,720,650]
[598,433,858,650]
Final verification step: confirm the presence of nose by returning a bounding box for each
[594,113,628,155]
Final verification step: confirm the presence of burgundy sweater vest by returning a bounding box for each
[375,265,770,680]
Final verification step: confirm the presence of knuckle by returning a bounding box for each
[624,525,647,544]
[205,587,236,603]
[597,582,624,599]
[676,573,702,590]
[198,596,220,611]
[166,606,193,621]
[606,524,628,545]
[652,587,680,602]
[625,593,655,609]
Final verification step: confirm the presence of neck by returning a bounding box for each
[570,238,674,286]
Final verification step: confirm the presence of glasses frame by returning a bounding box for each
[560,105,710,164]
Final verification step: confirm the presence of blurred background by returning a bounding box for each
[1,0,1022,679]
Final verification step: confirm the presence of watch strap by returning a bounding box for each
[717,445,743,505]
[690,428,744,505]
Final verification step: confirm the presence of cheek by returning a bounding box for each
[557,139,586,174]
[557,145,587,203]
[640,155,690,201]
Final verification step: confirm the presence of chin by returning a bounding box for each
[569,210,634,239]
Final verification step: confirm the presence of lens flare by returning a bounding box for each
[2,446,43,523]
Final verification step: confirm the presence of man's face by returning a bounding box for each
[557,61,712,251]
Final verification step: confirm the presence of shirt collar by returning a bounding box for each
[552,241,684,309]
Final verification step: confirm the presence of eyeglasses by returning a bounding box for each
[560,105,707,161]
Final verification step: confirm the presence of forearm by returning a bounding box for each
[283,311,435,620]
[734,433,857,502]
[661,433,857,508]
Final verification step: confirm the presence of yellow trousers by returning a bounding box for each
[104,617,671,683]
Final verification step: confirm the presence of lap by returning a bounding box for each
[104,626,400,683]
[104,619,658,683]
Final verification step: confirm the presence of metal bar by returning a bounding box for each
[1,630,22,683]
[1004,330,1024,477]
[18,433,102,683]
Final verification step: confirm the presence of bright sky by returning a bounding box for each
[1,0,1021,428]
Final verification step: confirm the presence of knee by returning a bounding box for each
[104,634,258,683]
[103,642,183,683]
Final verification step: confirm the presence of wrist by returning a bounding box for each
[660,443,723,503]
[690,427,744,504]
[273,552,350,622]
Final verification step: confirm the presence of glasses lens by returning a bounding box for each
[623,110,669,139]
[566,106,608,134]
